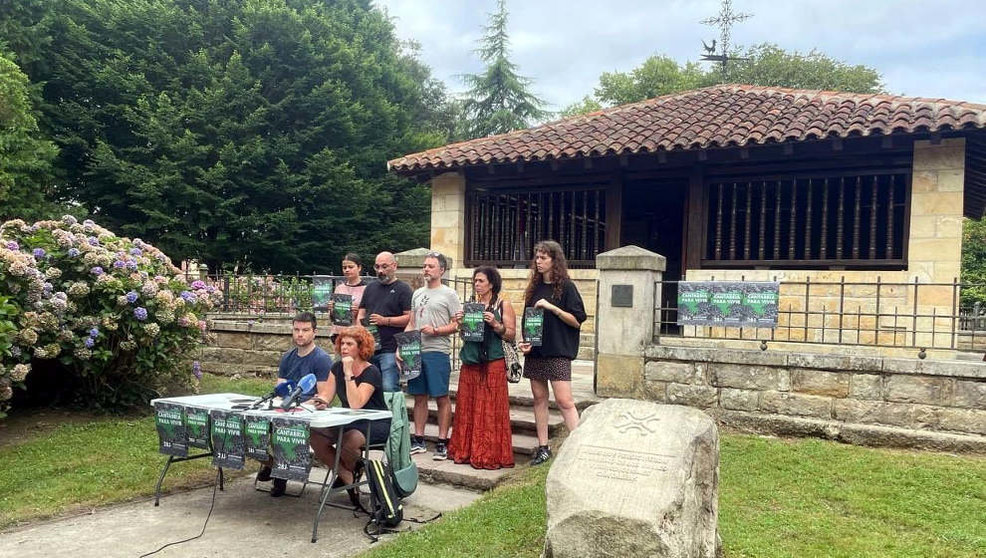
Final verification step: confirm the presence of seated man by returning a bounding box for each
[257,311,333,496]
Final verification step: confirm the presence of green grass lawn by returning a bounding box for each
[360,435,986,558]
[0,374,271,528]
[3,384,985,557]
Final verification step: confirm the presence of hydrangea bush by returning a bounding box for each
[0,217,221,415]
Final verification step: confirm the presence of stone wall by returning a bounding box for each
[197,316,333,377]
[637,344,986,452]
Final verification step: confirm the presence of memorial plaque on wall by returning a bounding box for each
[154,402,188,457]
[243,415,271,461]
[184,407,211,450]
[677,281,780,327]
[270,416,312,482]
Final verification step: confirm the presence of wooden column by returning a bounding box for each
[605,175,623,250]
[683,166,705,274]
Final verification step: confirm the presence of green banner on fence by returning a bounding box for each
[677,281,780,327]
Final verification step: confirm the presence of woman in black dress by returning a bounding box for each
[517,240,586,465]
[310,326,390,490]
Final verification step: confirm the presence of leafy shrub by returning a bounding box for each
[0,216,221,415]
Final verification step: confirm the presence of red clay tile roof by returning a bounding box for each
[388,84,986,174]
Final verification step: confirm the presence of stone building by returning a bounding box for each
[389,85,986,358]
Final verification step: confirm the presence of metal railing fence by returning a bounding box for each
[654,277,986,352]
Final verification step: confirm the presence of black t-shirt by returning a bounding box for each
[524,281,587,360]
[358,278,412,352]
[331,361,387,411]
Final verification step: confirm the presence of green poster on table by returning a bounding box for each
[154,402,188,457]
[271,416,311,482]
[184,407,211,450]
[209,409,245,470]
[243,415,271,461]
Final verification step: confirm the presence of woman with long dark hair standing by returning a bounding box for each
[448,266,515,470]
[517,240,585,465]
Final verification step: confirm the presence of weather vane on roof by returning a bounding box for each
[701,0,752,81]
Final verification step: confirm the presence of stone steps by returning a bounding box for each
[405,398,565,437]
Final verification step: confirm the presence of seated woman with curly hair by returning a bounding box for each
[309,326,391,495]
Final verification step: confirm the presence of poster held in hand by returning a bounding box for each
[210,409,246,470]
[461,302,486,342]
[362,317,382,351]
[271,416,312,482]
[523,307,544,347]
[312,275,334,312]
[330,293,354,326]
[154,402,188,457]
[394,330,422,381]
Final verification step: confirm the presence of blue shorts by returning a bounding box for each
[407,352,451,397]
[371,352,399,392]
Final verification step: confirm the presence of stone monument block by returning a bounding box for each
[544,399,720,558]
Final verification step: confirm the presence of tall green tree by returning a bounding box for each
[0,0,445,273]
[0,48,58,221]
[562,43,883,115]
[460,0,549,139]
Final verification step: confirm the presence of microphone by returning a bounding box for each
[252,380,295,409]
[280,373,317,410]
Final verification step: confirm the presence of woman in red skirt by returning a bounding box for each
[448,266,516,469]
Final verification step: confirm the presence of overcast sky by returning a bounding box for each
[373,0,986,112]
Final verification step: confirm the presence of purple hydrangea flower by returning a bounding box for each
[89,327,99,338]
[130,248,142,256]
[126,291,139,303]
[67,248,80,257]
[191,280,207,290]
[205,286,216,293]
[134,307,148,321]
[192,361,202,380]
[43,282,53,294]
[87,236,99,246]
[90,266,104,276]
[5,241,19,251]
[32,248,46,259]
[113,260,126,268]
[126,260,138,271]
[84,337,95,348]
[180,290,196,303]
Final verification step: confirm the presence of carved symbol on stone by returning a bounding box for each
[613,411,661,435]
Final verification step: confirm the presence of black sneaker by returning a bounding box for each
[410,435,427,455]
[530,445,552,466]
[270,478,287,497]
[433,439,448,461]
[256,466,272,482]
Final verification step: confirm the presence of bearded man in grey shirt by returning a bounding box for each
[402,251,461,460]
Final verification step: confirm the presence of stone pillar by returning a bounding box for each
[909,137,965,283]
[430,172,466,269]
[595,246,665,398]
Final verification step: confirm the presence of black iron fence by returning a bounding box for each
[184,273,349,314]
[654,277,986,352]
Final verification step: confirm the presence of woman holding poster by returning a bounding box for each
[330,253,368,340]
[448,266,516,470]
[518,240,586,466]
